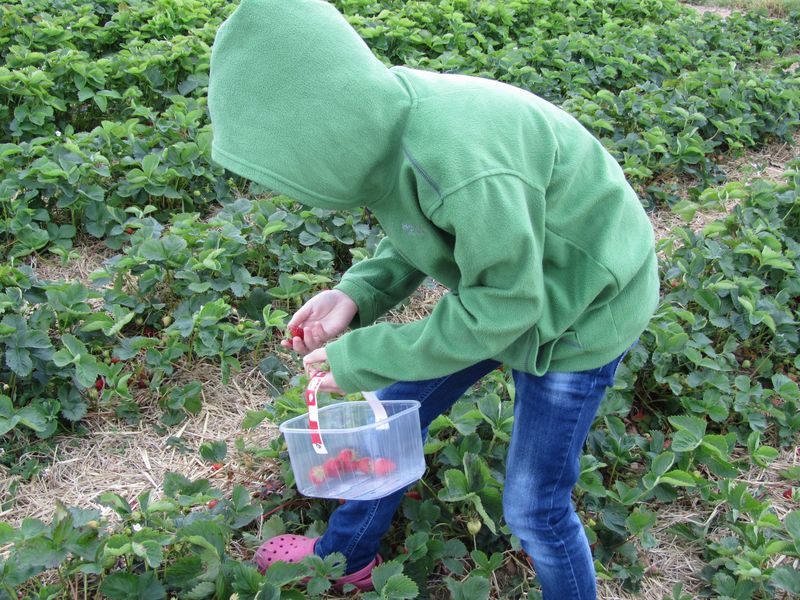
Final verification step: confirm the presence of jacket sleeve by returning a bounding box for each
[327,175,546,392]
[334,236,427,328]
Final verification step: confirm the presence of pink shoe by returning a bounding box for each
[254,534,383,592]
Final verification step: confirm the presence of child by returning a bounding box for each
[208,0,660,597]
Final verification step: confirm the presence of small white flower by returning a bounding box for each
[55,130,62,137]
[132,523,143,532]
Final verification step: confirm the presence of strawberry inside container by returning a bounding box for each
[278,373,425,500]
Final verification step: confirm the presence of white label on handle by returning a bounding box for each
[306,372,328,454]
[362,390,390,430]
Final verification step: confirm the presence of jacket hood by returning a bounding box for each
[208,0,411,209]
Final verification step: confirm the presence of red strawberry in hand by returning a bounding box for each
[374,458,396,477]
[288,325,304,340]
[309,465,326,485]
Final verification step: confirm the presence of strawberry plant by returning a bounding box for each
[2,0,800,597]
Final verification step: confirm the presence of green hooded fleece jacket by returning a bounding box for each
[208,0,661,394]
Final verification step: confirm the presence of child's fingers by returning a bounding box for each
[300,322,326,352]
[317,372,343,394]
[291,336,310,355]
[281,335,308,354]
[287,301,314,328]
[303,347,328,375]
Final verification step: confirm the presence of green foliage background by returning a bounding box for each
[1,0,799,598]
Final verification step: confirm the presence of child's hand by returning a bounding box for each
[303,348,343,394]
[281,290,357,355]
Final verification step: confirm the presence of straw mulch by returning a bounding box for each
[598,443,799,600]
[23,234,115,286]
[685,3,735,18]
[0,358,281,527]
[649,132,800,243]
[384,278,447,324]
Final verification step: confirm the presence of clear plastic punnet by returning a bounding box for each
[279,373,425,500]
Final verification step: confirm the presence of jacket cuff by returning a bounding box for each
[333,278,377,329]
[326,337,365,394]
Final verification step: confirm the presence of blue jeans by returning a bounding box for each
[314,351,630,599]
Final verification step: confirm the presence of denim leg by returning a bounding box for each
[503,353,627,600]
[314,359,499,573]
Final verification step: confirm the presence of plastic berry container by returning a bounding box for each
[279,373,425,500]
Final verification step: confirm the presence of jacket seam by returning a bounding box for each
[403,145,442,199]
[546,228,622,294]
[442,169,546,200]
[426,171,545,221]
[385,267,424,295]
[390,67,420,110]
[426,174,622,294]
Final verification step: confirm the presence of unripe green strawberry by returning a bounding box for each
[467,519,482,535]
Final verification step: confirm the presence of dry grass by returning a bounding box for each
[650,132,800,243]
[683,0,800,17]
[597,446,800,600]
[0,358,282,527]
[686,3,736,17]
[384,278,447,324]
[23,234,115,286]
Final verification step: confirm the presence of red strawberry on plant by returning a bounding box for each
[374,458,396,476]
[309,466,326,485]
[95,377,105,392]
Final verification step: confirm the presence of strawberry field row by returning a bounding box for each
[2,160,799,597]
[1,0,800,598]
[2,1,799,259]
